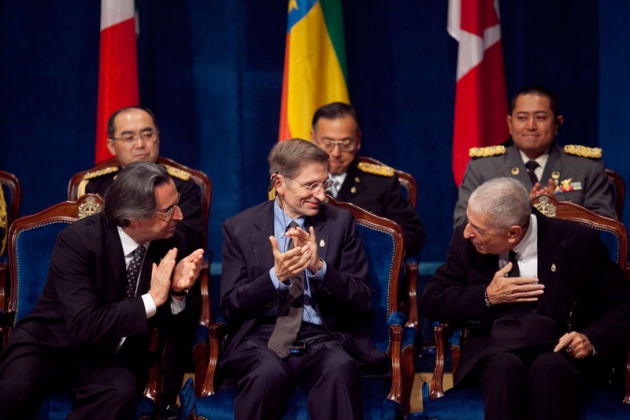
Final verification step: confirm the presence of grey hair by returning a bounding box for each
[268,138,330,179]
[468,177,531,230]
[104,161,171,227]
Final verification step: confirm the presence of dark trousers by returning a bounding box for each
[479,351,584,420]
[222,322,363,420]
[0,330,139,420]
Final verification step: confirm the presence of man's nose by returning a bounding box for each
[463,223,474,238]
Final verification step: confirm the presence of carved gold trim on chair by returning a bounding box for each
[532,195,557,217]
[78,196,102,219]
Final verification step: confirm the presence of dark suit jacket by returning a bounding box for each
[454,143,616,226]
[219,200,384,369]
[419,211,630,385]
[337,158,425,256]
[8,212,197,378]
[85,164,204,254]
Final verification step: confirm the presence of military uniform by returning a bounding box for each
[454,143,616,227]
[336,159,425,256]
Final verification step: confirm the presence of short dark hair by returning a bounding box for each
[107,106,160,139]
[104,161,171,227]
[311,102,361,132]
[268,138,330,179]
[509,85,560,120]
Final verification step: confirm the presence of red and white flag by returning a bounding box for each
[448,0,508,186]
[95,0,139,164]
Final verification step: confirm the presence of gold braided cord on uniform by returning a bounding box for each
[469,145,506,158]
[357,162,395,177]
[0,187,7,255]
[563,144,603,159]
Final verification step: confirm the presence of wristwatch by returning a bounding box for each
[170,288,190,297]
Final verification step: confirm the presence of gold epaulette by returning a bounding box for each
[469,145,506,158]
[357,162,395,177]
[82,166,120,180]
[164,164,191,181]
[563,144,602,159]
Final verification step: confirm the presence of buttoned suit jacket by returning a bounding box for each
[219,200,386,371]
[454,143,616,226]
[419,211,630,385]
[5,212,197,378]
[337,158,425,256]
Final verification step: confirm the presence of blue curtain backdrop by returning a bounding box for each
[0,1,627,266]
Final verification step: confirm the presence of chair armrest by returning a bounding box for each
[624,339,630,404]
[198,322,227,397]
[386,312,416,415]
[142,328,160,402]
[404,258,419,329]
[430,322,460,399]
[199,259,211,328]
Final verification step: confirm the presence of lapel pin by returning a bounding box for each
[551,263,556,272]
[350,186,357,194]
[319,239,325,248]
[354,177,360,183]
[511,167,519,175]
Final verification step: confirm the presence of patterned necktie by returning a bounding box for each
[267,221,305,357]
[126,245,146,299]
[525,160,539,185]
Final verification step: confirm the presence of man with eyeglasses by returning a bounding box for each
[310,102,425,257]
[75,106,204,419]
[0,162,205,419]
[219,139,386,419]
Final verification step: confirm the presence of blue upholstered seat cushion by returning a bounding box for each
[180,377,402,420]
[419,381,630,420]
[35,392,155,420]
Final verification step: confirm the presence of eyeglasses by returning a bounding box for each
[112,129,159,144]
[289,178,334,193]
[319,138,357,152]
[154,193,180,219]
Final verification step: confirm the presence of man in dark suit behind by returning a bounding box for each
[219,139,385,420]
[0,162,204,419]
[420,177,630,420]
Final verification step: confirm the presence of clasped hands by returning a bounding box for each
[487,262,594,358]
[270,226,322,283]
[149,248,205,306]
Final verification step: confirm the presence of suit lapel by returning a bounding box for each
[504,146,532,187]
[534,213,567,316]
[540,143,562,186]
[336,160,367,201]
[252,202,275,271]
[102,219,129,300]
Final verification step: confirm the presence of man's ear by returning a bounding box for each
[506,225,523,244]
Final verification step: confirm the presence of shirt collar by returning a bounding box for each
[513,213,537,258]
[518,149,549,170]
[117,226,149,257]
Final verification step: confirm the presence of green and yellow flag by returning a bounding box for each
[278,0,350,142]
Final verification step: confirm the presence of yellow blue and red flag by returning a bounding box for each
[278,0,349,142]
